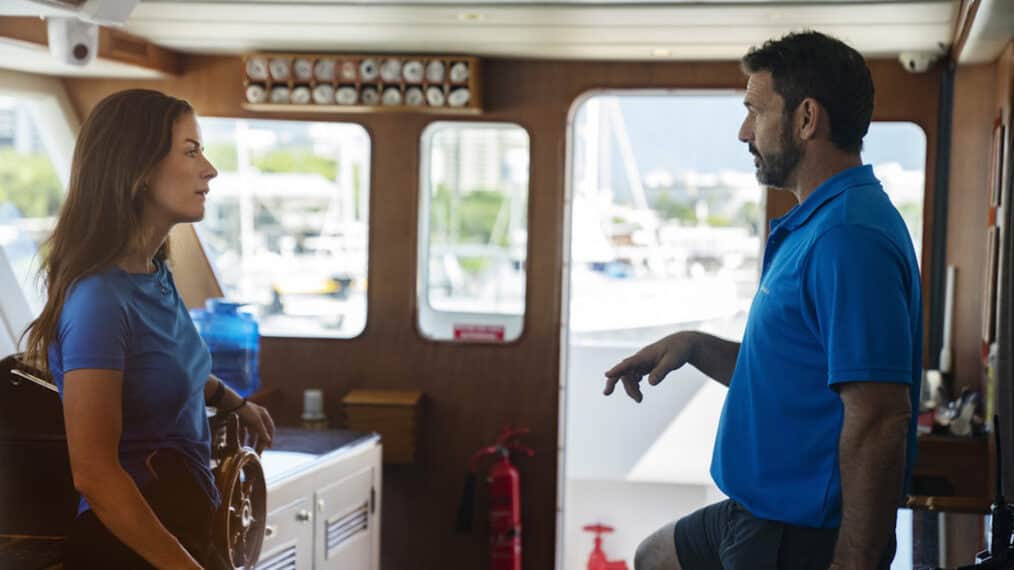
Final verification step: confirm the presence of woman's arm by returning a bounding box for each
[204,375,275,453]
[203,373,224,403]
[63,369,202,570]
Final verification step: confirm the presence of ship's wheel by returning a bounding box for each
[210,413,266,569]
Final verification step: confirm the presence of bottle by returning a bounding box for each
[301,389,328,430]
[190,298,260,398]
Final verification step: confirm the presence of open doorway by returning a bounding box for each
[557,91,926,569]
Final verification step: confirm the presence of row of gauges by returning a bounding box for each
[245,56,470,84]
[245,83,472,107]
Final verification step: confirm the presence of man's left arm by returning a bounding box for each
[831,381,912,569]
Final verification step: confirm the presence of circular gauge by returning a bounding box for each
[380,59,402,83]
[269,86,290,104]
[447,87,470,107]
[426,86,445,107]
[336,86,358,105]
[359,59,379,82]
[382,87,402,106]
[360,86,380,106]
[291,86,311,104]
[402,60,424,83]
[245,84,267,104]
[245,57,268,81]
[312,84,334,104]
[405,86,424,106]
[293,58,313,82]
[268,58,290,81]
[314,59,335,82]
[449,61,469,83]
[340,61,358,82]
[425,60,445,83]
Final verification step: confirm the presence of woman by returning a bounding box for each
[23,89,274,569]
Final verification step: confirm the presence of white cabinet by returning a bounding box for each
[258,498,313,570]
[257,432,381,570]
[315,466,374,570]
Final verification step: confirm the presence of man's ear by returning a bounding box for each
[796,98,822,142]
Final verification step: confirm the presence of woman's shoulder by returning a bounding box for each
[65,268,130,311]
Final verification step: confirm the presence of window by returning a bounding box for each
[0,95,67,355]
[196,118,370,338]
[865,122,927,262]
[418,122,530,342]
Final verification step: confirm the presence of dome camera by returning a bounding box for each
[47,17,98,67]
[898,51,939,74]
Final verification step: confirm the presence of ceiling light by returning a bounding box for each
[651,48,672,58]
[458,12,484,22]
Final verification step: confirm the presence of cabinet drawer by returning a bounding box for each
[257,498,313,570]
[315,466,374,570]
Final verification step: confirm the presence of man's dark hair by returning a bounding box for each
[742,30,874,154]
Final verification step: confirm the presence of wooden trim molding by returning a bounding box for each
[0,16,183,76]
[951,0,982,64]
[168,224,224,310]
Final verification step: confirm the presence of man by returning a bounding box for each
[604,31,921,570]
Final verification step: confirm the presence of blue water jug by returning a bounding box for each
[190,298,260,398]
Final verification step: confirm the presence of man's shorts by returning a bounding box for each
[673,499,897,570]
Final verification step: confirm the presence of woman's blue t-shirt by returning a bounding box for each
[48,258,220,513]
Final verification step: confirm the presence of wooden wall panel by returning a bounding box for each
[63,56,939,570]
[946,63,999,389]
[940,43,1013,566]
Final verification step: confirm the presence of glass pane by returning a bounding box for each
[865,122,927,262]
[197,118,370,338]
[0,96,64,316]
[569,94,763,345]
[422,123,530,316]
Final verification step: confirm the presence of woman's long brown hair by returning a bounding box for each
[22,89,193,372]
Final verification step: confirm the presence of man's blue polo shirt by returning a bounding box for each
[711,165,922,528]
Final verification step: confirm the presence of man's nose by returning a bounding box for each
[737,119,752,143]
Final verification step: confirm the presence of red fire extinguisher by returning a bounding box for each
[457,426,534,570]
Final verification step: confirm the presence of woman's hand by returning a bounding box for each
[236,401,275,454]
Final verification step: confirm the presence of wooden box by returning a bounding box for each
[341,389,422,464]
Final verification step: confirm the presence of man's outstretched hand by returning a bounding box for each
[603,332,696,403]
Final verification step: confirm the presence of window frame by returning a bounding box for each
[556,88,932,570]
[0,83,77,355]
[416,120,532,344]
[193,116,373,340]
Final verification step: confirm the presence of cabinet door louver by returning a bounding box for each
[256,544,297,570]
[326,501,369,557]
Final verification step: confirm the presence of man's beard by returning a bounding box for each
[750,120,803,188]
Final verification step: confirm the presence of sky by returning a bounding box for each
[602,94,926,174]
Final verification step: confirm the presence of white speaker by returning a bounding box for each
[46,17,98,67]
